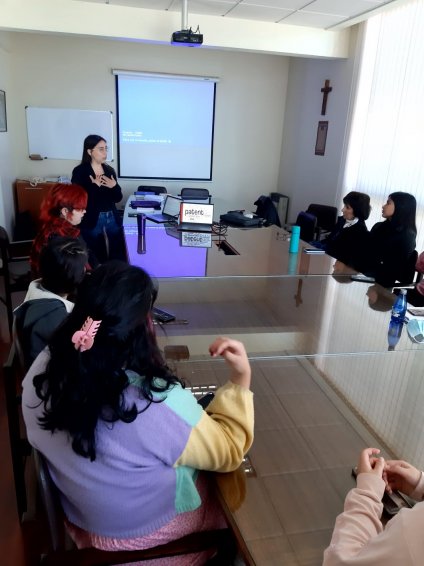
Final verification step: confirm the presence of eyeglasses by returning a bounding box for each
[95,146,108,152]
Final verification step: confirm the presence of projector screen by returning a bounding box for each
[114,72,217,180]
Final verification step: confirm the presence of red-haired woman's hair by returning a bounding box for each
[31,184,88,275]
[39,183,87,223]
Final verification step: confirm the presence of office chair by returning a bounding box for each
[3,342,32,520]
[306,204,338,240]
[136,186,167,195]
[399,250,419,285]
[179,188,211,203]
[0,226,32,335]
[293,211,317,243]
[34,449,234,565]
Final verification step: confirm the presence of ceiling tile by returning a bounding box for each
[229,4,294,22]
[281,10,343,28]
[168,0,236,18]
[305,0,384,17]
[241,0,308,8]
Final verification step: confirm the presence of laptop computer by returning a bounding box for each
[145,195,181,223]
[177,202,214,233]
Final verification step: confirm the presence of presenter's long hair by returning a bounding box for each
[33,261,182,461]
[389,191,417,233]
[81,134,107,164]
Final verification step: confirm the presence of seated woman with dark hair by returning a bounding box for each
[15,237,88,368]
[30,183,89,276]
[364,192,417,287]
[319,191,371,269]
[22,262,254,564]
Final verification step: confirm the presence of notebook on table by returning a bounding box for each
[145,195,181,223]
[177,202,214,233]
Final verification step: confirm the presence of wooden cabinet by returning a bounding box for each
[14,180,57,230]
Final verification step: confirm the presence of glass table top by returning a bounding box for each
[153,275,421,359]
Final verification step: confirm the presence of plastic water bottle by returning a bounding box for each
[289,225,300,254]
[390,288,407,323]
[387,319,403,351]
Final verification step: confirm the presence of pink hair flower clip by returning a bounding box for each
[71,317,102,352]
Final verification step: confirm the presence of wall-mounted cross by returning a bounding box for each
[321,79,332,115]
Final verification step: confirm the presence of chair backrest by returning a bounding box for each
[180,188,211,202]
[2,342,31,520]
[295,211,317,243]
[306,204,338,234]
[137,186,167,195]
[399,249,419,284]
[254,195,281,227]
[0,225,11,271]
[0,227,32,334]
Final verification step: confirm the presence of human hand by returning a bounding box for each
[357,447,385,477]
[89,174,102,187]
[209,337,251,389]
[100,174,117,189]
[383,460,421,495]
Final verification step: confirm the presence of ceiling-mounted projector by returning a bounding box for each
[171,29,203,46]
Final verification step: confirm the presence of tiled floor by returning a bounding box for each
[172,356,395,566]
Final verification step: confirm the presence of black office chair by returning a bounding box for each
[399,249,419,285]
[136,186,167,195]
[0,226,32,335]
[3,342,32,520]
[179,188,211,203]
[34,449,234,565]
[306,204,338,240]
[293,211,317,243]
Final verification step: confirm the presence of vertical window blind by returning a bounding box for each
[344,0,424,251]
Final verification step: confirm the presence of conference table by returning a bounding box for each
[123,205,424,565]
[123,198,356,278]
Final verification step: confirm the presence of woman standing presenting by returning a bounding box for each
[72,134,125,262]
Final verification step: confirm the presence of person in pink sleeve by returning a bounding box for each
[324,447,424,565]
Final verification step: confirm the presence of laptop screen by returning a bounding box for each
[163,195,182,217]
[179,202,214,225]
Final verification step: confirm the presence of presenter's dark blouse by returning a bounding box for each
[71,162,122,229]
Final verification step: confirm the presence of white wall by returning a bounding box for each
[278,28,359,222]
[0,33,14,234]
[5,32,290,219]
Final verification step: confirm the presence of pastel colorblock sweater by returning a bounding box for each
[22,350,254,539]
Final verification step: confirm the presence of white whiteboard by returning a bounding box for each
[26,107,113,160]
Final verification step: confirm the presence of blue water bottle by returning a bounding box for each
[390,288,407,323]
[289,225,300,254]
[387,319,403,351]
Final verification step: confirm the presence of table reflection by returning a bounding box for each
[124,221,355,279]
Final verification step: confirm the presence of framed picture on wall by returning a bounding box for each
[315,120,328,156]
[0,90,6,132]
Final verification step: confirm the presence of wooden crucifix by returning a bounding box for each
[320,79,332,115]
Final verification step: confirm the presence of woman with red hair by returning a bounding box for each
[30,183,88,275]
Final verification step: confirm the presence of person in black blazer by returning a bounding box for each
[364,192,417,287]
[72,134,125,263]
[322,191,371,270]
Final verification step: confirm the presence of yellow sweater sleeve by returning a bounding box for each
[176,381,254,472]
